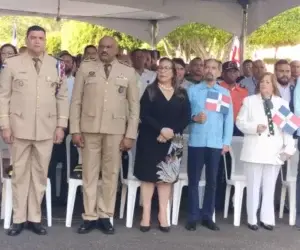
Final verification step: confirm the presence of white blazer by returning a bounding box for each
[236,94,296,165]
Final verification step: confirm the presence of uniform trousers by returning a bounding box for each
[245,162,280,226]
[187,146,221,222]
[81,133,123,221]
[11,138,53,223]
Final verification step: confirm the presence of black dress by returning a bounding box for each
[134,84,191,183]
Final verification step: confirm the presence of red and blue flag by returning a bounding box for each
[205,91,231,114]
[272,105,300,135]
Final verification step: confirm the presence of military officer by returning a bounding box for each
[0,25,69,236]
[70,36,139,234]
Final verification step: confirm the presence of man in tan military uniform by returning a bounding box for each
[70,36,139,234]
[0,25,69,236]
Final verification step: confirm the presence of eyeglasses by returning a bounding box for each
[1,52,14,56]
[157,66,172,71]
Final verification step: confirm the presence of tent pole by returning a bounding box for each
[240,4,248,63]
[150,20,158,49]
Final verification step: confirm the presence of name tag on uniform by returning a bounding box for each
[117,74,127,80]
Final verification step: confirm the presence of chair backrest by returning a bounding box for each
[287,141,299,182]
[0,138,9,182]
[224,136,244,181]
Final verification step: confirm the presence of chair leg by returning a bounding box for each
[65,181,79,227]
[198,186,205,209]
[1,182,6,220]
[4,179,12,229]
[56,163,62,197]
[119,184,128,219]
[289,182,296,226]
[46,178,52,227]
[126,183,138,228]
[224,185,232,218]
[279,185,287,219]
[233,182,243,227]
[167,200,171,226]
[171,181,183,225]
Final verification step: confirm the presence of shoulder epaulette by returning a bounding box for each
[118,59,132,67]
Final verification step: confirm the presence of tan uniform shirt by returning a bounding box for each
[70,58,139,139]
[0,53,69,141]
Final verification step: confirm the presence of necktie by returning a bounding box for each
[104,64,111,79]
[33,58,40,74]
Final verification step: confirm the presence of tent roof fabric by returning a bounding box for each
[0,0,298,42]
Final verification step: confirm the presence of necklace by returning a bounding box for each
[159,83,173,91]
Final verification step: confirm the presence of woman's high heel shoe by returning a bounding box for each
[139,225,151,232]
[158,224,170,233]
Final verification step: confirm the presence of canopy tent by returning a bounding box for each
[0,0,298,60]
[0,0,298,42]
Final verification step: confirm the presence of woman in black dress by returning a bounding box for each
[134,57,191,232]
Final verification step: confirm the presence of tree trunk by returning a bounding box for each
[162,38,172,57]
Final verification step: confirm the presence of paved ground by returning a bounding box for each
[0,210,299,250]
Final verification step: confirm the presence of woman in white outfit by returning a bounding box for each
[236,72,296,231]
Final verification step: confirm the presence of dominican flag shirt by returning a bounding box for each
[205,91,231,115]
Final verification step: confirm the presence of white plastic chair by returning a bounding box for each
[223,136,246,227]
[65,135,113,227]
[119,149,171,228]
[279,143,298,226]
[0,141,52,229]
[172,134,213,226]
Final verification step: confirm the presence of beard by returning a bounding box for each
[204,73,214,81]
[65,68,72,76]
[277,77,290,86]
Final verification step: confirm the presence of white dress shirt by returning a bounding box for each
[67,75,75,104]
[137,69,157,98]
[277,83,291,103]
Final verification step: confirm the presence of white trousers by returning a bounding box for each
[246,163,280,226]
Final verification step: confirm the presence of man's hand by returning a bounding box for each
[193,112,207,124]
[54,127,65,144]
[72,133,84,148]
[222,145,230,155]
[1,128,13,144]
[120,137,134,151]
[160,128,174,140]
[157,134,167,143]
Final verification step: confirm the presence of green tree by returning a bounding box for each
[61,20,143,55]
[46,31,61,55]
[0,16,62,48]
[248,7,300,48]
[161,23,232,61]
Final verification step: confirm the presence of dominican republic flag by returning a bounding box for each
[230,36,240,65]
[11,23,17,47]
[272,105,300,135]
[205,91,231,115]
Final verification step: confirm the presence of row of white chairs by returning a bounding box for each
[0,136,298,228]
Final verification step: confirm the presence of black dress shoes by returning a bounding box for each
[27,222,47,235]
[202,220,220,231]
[248,224,259,231]
[7,223,24,236]
[185,221,197,231]
[98,218,115,235]
[77,220,96,234]
[260,222,274,231]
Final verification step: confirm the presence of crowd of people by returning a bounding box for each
[0,25,300,238]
